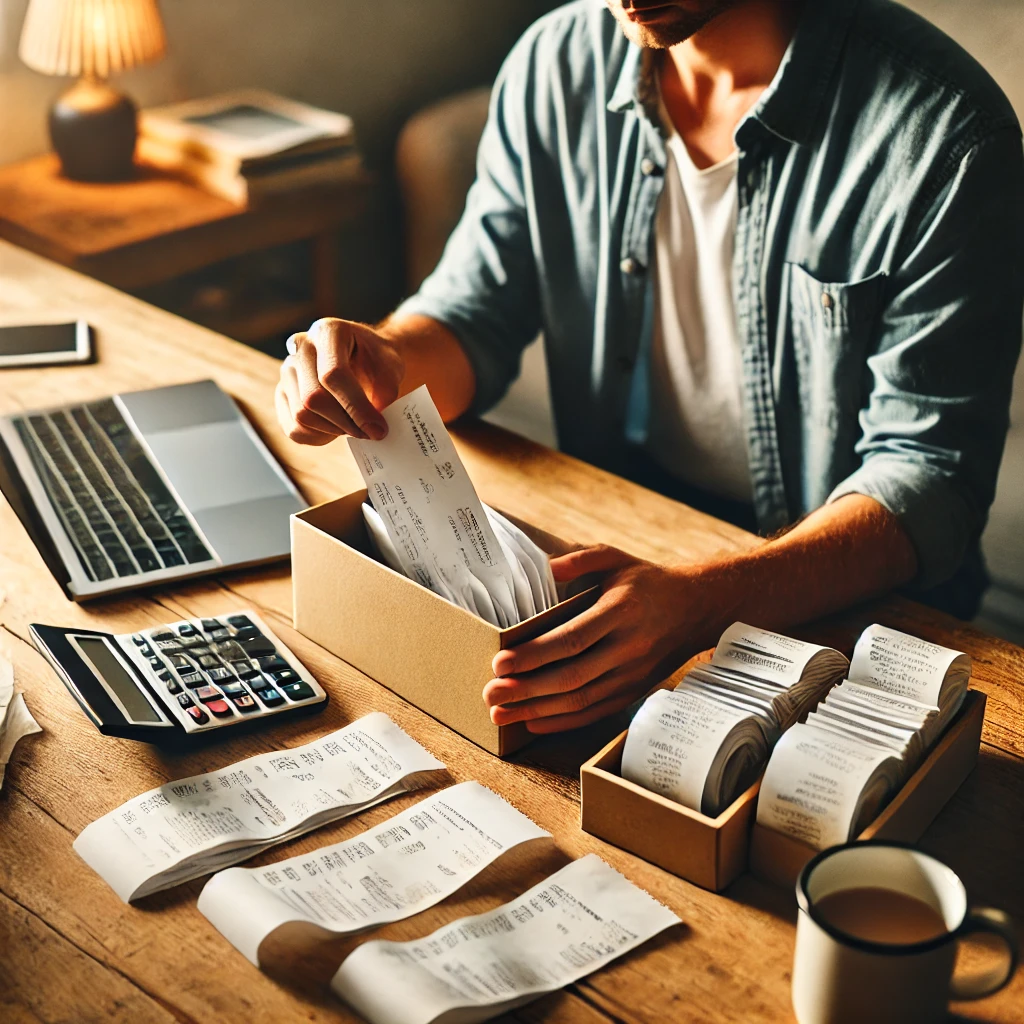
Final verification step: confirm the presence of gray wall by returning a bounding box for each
[0,0,559,167]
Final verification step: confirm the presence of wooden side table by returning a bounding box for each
[0,153,374,348]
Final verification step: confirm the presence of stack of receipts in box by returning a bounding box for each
[350,385,557,626]
[756,623,970,850]
[621,624,849,816]
[74,712,444,901]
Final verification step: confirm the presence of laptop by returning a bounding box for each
[0,379,306,600]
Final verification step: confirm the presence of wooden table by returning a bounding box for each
[0,239,1021,1023]
[0,154,374,346]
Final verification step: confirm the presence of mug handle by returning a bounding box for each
[949,907,1020,1001]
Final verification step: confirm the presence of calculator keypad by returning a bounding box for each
[121,611,324,733]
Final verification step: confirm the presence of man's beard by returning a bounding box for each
[606,0,745,49]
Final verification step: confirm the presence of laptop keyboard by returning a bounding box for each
[12,398,212,582]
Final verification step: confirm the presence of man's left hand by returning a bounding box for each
[483,545,710,734]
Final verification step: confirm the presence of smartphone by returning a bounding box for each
[0,321,93,368]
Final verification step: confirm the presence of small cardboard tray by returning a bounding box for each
[580,725,760,892]
[580,689,986,893]
[748,688,986,888]
[291,489,598,757]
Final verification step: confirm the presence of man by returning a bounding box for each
[276,0,1024,734]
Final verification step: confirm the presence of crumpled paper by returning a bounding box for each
[0,652,42,788]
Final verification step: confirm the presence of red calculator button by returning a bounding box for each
[231,694,258,713]
[185,705,209,724]
[205,698,233,717]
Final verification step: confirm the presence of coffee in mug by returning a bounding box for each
[792,841,1018,1024]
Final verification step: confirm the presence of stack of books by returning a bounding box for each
[138,88,362,205]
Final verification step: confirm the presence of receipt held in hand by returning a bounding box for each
[350,386,557,627]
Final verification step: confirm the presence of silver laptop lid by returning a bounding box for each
[118,380,305,567]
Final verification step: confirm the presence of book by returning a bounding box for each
[139,88,354,168]
[137,133,364,205]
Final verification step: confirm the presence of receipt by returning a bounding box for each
[711,623,833,687]
[74,713,444,901]
[849,624,969,714]
[756,723,903,849]
[331,854,681,1024]
[198,782,549,965]
[0,653,42,789]
[349,385,519,623]
[621,688,768,816]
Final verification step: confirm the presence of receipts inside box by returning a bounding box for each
[349,385,557,627]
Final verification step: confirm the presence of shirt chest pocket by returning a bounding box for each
[786,262,888,434]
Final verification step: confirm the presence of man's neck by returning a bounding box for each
[660,1,801,168]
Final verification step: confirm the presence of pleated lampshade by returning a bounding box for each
[19,0,167,80]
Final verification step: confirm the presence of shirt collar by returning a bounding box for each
[607,0,861,146]
[747,0,860,146]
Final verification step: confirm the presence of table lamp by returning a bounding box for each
[19,0,167,182]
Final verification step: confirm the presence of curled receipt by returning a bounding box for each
[756,722,903,849]
[198,781,550,965]
[349,385,523,625]
[74,713,444,902]
[0,652,43,789]
[331,853,681,1024]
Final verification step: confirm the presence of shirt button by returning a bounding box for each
[620,257,641,275]
[640,157,658,176]
[821,291,834,310]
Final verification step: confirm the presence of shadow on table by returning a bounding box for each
[252,840,574,994]
[506,708,633,787]
[918,745,1024,922]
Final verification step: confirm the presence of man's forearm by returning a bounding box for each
[686,493,919,648]
[377,313,477,422]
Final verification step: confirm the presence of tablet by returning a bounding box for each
[0,320,93,368]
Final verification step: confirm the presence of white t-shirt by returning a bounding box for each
[644,126,752,503]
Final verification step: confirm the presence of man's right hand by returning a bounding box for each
[275,317,405,445]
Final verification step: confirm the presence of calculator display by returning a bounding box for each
[77,637,164,724]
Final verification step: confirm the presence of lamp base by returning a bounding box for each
[49,79,138,183]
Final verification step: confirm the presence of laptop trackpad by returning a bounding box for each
[144,422,290,511]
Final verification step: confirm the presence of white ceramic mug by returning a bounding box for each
[792,841,1019,1024]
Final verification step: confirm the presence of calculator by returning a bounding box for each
[31,610,328,744]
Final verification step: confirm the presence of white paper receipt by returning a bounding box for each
[74,713,444,902]
[331,854,681,1024]
[849,624,970,710]
[198,781,550,965]
[756,723,903,849]
[349,385,520,625]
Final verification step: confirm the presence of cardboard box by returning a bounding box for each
[291,489,598,756]
[581,730,759,892]
[580,689,986,894]
[748,688,986,889]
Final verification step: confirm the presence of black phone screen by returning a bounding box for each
[0,323,80,356]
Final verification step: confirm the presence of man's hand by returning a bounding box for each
[276,317,405,445]
[483,545,707,735]
[481,495,917,735]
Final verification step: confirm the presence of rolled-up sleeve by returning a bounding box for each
[396,31,543,415]
[828,127,1024,589]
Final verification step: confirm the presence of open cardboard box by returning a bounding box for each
[291,489,598,756]
[748,688,986,888]
[581,687,986,893]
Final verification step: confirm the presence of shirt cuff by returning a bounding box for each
[826,456,978,591]
[394,294,518,416]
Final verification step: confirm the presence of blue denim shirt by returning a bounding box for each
[398,0,1024,601]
